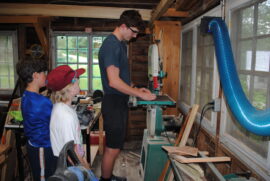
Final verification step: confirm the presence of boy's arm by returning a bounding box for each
[106,65,156,100]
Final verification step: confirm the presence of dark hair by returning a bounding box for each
[118,10,145,31]
[16,59,48,84]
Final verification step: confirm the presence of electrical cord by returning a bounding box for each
[192,102,214,146]
[164,130,172,145]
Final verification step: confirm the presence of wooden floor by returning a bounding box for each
[92,140,143,181]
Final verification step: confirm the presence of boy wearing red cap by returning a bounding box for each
[16,59,57,181]
[46,65,89,169]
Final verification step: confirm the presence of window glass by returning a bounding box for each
[238,40,253,70]
[78,49,88,63]
[258,1,270,35]
[255,38,270,72]
[0,33,16,90]
[253,76,268,110]
[240,6,254,39]
[196,27,215,119]
[91,36,106,91]
[180,30,193,105]
[57,36,66,49]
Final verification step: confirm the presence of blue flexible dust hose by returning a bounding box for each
[206,17,270,136]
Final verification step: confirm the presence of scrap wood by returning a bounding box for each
[162,146,198,156]
[0,145,11,156]
[159,104,199,181]
[173,161,205,180]
[187,163,204,177]
[128,151,140,158]
[171,154,231,164]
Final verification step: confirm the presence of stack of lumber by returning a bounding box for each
[158,104,231,181]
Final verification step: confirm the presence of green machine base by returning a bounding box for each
[140,129,171,181]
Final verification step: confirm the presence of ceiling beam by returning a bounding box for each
[150,0,175,24]
[0,16,50,24]
[175,0,201,11]
[0,3,151,21]
[33,23,49,56]
[163,8,189,17]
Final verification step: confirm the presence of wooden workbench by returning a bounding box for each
[80,102,104,166]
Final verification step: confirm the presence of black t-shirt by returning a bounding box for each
[98,34,131,95]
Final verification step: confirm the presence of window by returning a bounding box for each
[180,30,193,105]
[225,0,270,159]
[53,33,107,92]
[92,36,106,90]
[0,31,17,94]
[195,27,215,119]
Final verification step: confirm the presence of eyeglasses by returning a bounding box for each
[128,26,140,34]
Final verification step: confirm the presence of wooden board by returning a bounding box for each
[162,146,198,156]
[153,21,181,115]
[173,160,205,180]
[171,154,231,164]
[158,104,199,181]
[179,104,199,147]
[0,3,151,20]
[90,145,99,166]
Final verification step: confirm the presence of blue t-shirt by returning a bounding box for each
[98,34,131,95]
[21,90,52,147]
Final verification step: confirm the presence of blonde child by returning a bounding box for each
[46,65,89,169]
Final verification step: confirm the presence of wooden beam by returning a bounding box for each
[33,23,48,56]
[0,3,151,21]
[0,16,51,25]
[163,8,189,17]
[150,0,175,23]
[175,0,199,11]
[0,16,40,24]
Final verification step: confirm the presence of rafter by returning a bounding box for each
[150,0,175,24]
[163,8,189,17]
[0,3,151,21]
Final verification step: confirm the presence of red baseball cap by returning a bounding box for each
[46,65,85,91]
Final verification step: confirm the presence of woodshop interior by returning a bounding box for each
[0,0,270,180]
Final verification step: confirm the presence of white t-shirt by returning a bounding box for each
[50,102,82,156]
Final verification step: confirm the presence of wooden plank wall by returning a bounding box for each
[127,35,151,140]
[153,21,181,115]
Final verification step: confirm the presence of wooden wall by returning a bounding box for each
[126,35,151,140]
[153,21,181,115]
